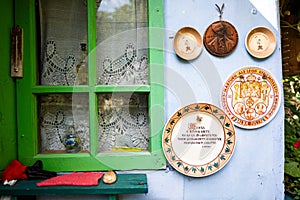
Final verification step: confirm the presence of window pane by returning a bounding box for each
[98,93,149,152]
[96,0,148,85]
[38,93,89,153]
[37,0,88,85]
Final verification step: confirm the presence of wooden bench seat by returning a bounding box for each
[0,174,148,200]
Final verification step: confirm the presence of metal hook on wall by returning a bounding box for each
[215,3,225,21]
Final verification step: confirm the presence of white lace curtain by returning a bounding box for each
[37,0,149,152]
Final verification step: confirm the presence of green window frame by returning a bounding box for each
[15,0,165,171]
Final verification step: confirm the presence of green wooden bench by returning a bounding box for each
[0,174,148,200]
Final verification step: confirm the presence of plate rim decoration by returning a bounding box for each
[173,26,203,60]
[162,102,236,177]
[221,66,281,129]
[245,26,276,59]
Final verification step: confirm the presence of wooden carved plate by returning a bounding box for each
[245,26,276,59]
[203,20,238,57]
[173,27,203,60]
[162,103,236,177]
[221,66,281,129]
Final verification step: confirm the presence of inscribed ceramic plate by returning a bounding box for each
[203,20,238,57]
[245,27,276,59]
[162,103,236,177]
[221,66,281,129]
[173,27,203,60]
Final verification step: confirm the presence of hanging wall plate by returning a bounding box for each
[162,103,236,177]
[203,4,238,57]
[221,66,281,129]
[245,26,276,59]
[173,27,203,60]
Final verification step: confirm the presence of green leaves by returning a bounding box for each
[220,155,226,160]
[283,75,300,198]
[285,162,300,178]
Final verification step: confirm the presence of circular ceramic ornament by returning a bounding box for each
[173,27,203,60]
[103,171,117,184]
[221,66,281,129]
[245,26,276,59]
[203,4,238,57]
[162,103,236,177]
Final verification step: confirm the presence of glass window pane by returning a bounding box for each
[37,0,88,85]
[38,93,89,153]
[98,93,149,152]
[96,0,148,85]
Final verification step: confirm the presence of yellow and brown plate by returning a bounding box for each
[221,66,281,129]
[173,27,203,60]
[162,103,236,177]
[245,26,276,59]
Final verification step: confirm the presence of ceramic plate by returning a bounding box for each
[203,20,238,57]
[173,27,203,60]
[221,66,281,129]
[162,103,236,177]
[245,26,276,58]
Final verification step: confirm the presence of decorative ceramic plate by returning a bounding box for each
[173,27,203,60]
[245,27,276,59]
[221,66,281,129]
[203,20,238,57]
[162,103,236,177]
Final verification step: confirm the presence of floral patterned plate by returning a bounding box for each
[162,103,236,177]
[221,66,281,129]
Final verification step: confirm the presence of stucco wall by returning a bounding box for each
[164,0,284,199]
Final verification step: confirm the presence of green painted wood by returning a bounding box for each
[147,0,165,156]
[0,174,147,196]
[88,0,99,158]
[0,0,18,170]
[89,92,99,156]
[94,85,150,92]
[15,0,39,165]
[15,0,165,171]
[31,86,92,93]
[108,195,117,200]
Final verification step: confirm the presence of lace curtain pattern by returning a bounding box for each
[37,0,149,152]
[96,0,148,85]
[98,93,149,152]
[38,0,88,86]
[98,43,148,85]
[39,94,90,152]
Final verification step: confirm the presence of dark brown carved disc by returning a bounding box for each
[203,20,238,57]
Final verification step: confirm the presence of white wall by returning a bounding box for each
[144,0,283,199]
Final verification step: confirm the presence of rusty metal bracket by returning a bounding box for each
[11,26,23,78]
